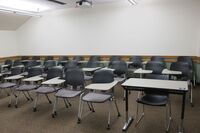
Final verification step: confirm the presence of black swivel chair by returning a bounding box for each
[43,60,56,73]
[44,56,53,61]
[128,56,143,69]
[151,56,165,62]
[33,67,63,112]
[89,56,100,62]
[170,62,193,106]
[1,59,12,72]
[52,68,85,118]
[145,61,166,74]
[78,70,121,129]
[135,61,171,132]
[177,56,195,86]
[57,56,69,66]
[64,60,78,73]
[108,56,121,67]
[13,60,23,67]
[110,61,128,81]
[73,56,83,61]
[15,67,43,108]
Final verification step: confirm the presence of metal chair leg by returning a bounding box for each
[65,98,72,106]
[63,98,68,108]
[90,102,95,112]
[33,93,39,112]
[166,101,172,132]
[190,82,193,107]
[27,91,33,101]
[52,97,58,118]
[77,98,84,124]
[15,91,21,108]
[113,98,121,117]
[8,88,13,107]
[45,94,52,104]
[22,91,30,101]
[135,104,144,127]
[107,100,112,130]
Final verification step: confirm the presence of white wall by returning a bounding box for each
[0,30,18,57]
[17,0,200,56]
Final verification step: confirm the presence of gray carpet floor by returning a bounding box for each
[0,84,199,133]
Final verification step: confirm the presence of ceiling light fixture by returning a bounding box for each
[0,7,41,17]
[128,0,138,5]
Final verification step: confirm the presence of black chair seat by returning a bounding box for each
[137,94,168,106]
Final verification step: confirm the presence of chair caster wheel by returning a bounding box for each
[49,101,52,104]
[15,105,18,108]
[33,108,37,112]
[27,98,30,101]
[52,114,55,118]
[107,125,110,130]
[8,104,11,107]
[77,118,81,124]
[118,113,121,117]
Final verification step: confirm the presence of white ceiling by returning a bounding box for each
[0,0,125,30]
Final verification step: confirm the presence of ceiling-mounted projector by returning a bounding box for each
[76,0,92,7]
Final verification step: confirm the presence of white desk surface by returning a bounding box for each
[59,60,68,63]
[162,69,182,75]
[42,77,65,85]
[101,67,115,71]
[122,78,188,91]
[134,68,153,74]
[142,61,148,65]
[5,75,24,80]
[12,65,25,68]
[1,64,9,68]
[82,67,101,72]
[78,61,88,63]
[23,75,43,82]
[98,61,109,63]
[21,60,30,62]
[126,61,133,65]
[85,81,118,91]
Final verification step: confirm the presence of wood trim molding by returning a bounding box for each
[1,55,200,64]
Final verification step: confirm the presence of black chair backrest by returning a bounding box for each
[59,56,68,61]
[4,59,12,66]
[11,67,23,76]
[87,61,99,68]
[151,56,165,62]
[21,56,29,60]
[28,67,43,78]
[129,56,142,69]
[13,60,23,66]
[27,60,38,68]
[145,61,165,74]
[109,56,121,62]
[64,60,78,71]
[89,56,100,62]
[32,56,40,60]
[92,70,114,83]
[46,67,63,80]
[65,68,84,88]
[110,61,128,76]
[73,56,83,61]
[44,60,56,68]
[177,56,193,70]
[45,56,53,61]
[170,62,190,78]
[144,74,168,95]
